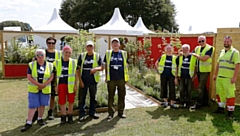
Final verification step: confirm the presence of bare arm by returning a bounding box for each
[27,74,42,86]
[197,55,210,62]
[155,60,158,69]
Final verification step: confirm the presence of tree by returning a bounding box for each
[59,0,178,31]
[0,21,33,31]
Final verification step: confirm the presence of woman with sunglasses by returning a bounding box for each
[21,49,54,132]
[155,44,178,109]
[53,46,78,124]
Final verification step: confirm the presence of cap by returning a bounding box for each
[111,37,120,43]
[86,41,94,47]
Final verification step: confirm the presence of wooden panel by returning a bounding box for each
[213,32,240,104]
[217,28,240,33]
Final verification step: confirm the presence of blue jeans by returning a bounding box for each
[79,84,97,117]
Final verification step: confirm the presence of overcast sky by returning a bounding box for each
[0,0,239,33]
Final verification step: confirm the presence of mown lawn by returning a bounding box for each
[1,79,240,136]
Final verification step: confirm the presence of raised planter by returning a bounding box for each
[4,63,28,78]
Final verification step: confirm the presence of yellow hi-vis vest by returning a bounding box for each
[195,44,215,72]
[178,54,197,78]
[158,54,176,76]
[28,61,53,94]
[44,50,62,61]
[106,50,129,82]
[80,52,100,83]
[54,58,77,93]
[218,46,238,78]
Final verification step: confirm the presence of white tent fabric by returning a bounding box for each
[134,17,155,34]
[89,8,142,36]
[34,8,78,34]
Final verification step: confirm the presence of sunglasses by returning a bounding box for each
[37,54,44,57]
[47,42,55,45]
[198,40,205,43]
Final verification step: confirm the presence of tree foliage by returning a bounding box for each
[0,20,33,31]
[59,0,178,31]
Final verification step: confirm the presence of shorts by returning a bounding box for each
[58,84,75,105]
[28,92,50,108]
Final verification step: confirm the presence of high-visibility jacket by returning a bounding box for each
[44,50,62,61]
[158,54,176,76]
[178,54,197,78]
[54,58,77,93]
[194,44,215,72]
[28,61,53,94]
[80,52,100,83]
[106,50,129,82]
[218,46,239,78]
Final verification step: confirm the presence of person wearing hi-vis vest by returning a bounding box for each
[175,44,197,108]
[21,49,54,132]
[213,36,240,119]
[190,35,215,110]
[155,44,178,109]
[53,46,78,124]
[32,37,62,123]
[104,37,129,120]
[77,41,103,122]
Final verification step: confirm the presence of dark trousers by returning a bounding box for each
[79,83,97,117]
[107,79,126,116]
[160,75,176,100]
[179,77,193,103]
[197,72,209,105]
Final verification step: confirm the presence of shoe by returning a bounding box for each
[107,115,113,120]
[48,109,54,120]
[37,119,47,126]
[213,107,225,114]
[89,114,99,119]
[20,123,32,132]
[78,116,85,122]
[68,114,73,124]
[190,102,200,110]
[32,111,38,123]
[163,102,168,108]
[226,111,234,120]
[60,115,67,125]
[118,114,126,118]
[170,104,179,109]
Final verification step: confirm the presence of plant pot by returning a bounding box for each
[4,63,28,78]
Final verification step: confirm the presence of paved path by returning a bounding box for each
[100,72,159,109]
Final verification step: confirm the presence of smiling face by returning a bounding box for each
[165,45,173,54]
[36,51,45,61]
[182,46,189,55]
[63,48,72,59]
[224,37,232,49]
[198,36,206,47]
[112,40,120,50]
[86,45,94,52]
[46,39,56,50]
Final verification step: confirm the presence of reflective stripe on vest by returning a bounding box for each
[106,50,129,81]
[178,55,196,78]
[218,48,237,78]
[158,54,176,76]
[195,44,214,72]
[54,58,77,93]
[80,52,100,83]
[28,61,53,94]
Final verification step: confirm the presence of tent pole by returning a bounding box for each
[1,32,5,77]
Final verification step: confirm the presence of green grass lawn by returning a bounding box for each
[1,79,240,136]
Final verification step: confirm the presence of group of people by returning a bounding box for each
[156,35,239,120]
[21,34,239,132]
[21,37,129,132]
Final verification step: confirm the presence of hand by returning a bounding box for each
[55,86,59,94]
[37,83,46,90]
[79,80,84,88]
[74,84,78,93]
[192,75,197,81]
[105,79,108,83]
[231,77,237,84]
[90,68,97,74]
[213,75,217,81]
[174,78,178,85]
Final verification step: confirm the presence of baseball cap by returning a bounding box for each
[111,38,120,43]
[86,41,94,47]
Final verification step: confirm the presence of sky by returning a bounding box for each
[0,0,240,34]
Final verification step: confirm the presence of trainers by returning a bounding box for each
[32,111,38,123]
[89,114,99,119]
[163,102,168,108]
[107,115,113,120]
[61,115,67,125]
[20,123,32,132]
[37,119,47,126]
[68,114,73,124]
[48,109,54,120]
[118,114,126,118]
[170,104,179,109]
[213,107,225,114]
[78,116,85,122]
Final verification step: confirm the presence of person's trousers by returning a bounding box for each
[216,77,235,111]
[79,83,97,117]
[160,75,176,100]
[179,77,193,103]
[197,72,209,105]
[107,79,126,116]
